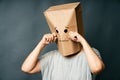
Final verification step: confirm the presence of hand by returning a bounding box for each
[41,33,57,46]
[68,31,84,43]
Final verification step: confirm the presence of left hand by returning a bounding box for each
[68,31,83,43]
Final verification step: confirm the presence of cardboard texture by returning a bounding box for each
[44,2,84,56]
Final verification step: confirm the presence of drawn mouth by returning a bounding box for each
[58,39,69,42]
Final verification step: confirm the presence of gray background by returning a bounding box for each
[0,0,120,80]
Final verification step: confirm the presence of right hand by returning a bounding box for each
[41,33,57,46]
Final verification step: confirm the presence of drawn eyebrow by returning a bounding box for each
[54,26,69,29]
[65,26,69,28]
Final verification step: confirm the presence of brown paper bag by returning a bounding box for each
[44,2,84,56]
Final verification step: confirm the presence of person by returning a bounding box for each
[21,31,105,80]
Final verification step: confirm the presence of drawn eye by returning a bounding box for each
[56,30,59,33]
[64,29,68,33]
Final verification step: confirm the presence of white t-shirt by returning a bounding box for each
[39,48,101,80]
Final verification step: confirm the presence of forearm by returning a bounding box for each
[79,36,105,74]
[69,31,105,74]
[21,41,45,72]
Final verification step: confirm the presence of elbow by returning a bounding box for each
[21,66,28,73]
[91,63,105,74]
[91,67,102,74]
[21,66,36,74]
[21,66,31,74]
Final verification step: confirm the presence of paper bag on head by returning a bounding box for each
[44,2,84,56]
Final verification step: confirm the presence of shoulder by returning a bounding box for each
[44,50,59,56]
[92,47,101,59]
[39,50,59,60]
[39,50,59,72]
[79,47,101,58]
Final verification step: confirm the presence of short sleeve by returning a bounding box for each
[39,51,52,73]
[92,48,102,80]
[92,48,102,59]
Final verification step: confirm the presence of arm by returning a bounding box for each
[69,31,105,74]
[21,33,57,74]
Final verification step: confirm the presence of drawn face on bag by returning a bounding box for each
[44,2,84,56]
[54,25,74,43]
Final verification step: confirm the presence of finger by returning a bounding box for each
[47,34,54,43]
[44,35,48,41]
[46,34,51,42]
[50,34,54,43]
[69,31,72,34]
[52,33,57,42]
[68,33,77,42]
[73,37,78,41]
[45,36,49,42]
[45,33,57,43]
[47,35,52,43]
[52,34,56,41]
[52,32,57,37]
[69,31,74,37]
[53,36,57,42]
